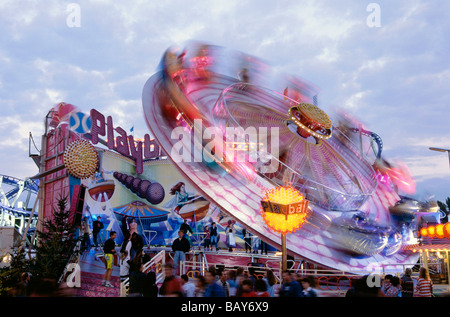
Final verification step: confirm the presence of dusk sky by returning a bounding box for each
[1,0,449,203]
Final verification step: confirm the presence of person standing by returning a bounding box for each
[120,231,132,260]
[300,277,318,297]
[239,279,256,297]
[243,228,252,253]
[121,215,129,236]
[180,219,193,246]
[129,218,138,236]
[254,279,270,297]
[119,231,132,282]
[401,268,414,297]
[204,271,225,297]
[279,270,301,297]
[260,239,268,255]
[415,267,433,297]
[263,269,277,297]
[81,216,91,251]
[172,230,191,275]
[226,270,238,297]
[142,271,159,297]
[102,231,117,288]
[130,232,144,261]
[203,225,211,251]
[159,263,183,297]
[128,261,146,297]
[194,275,207,297]
[92,216,104,250]
[14,272,30,297]
[226,222,235,252]
[210,222,218,251]
[180,219,193,235]
[385,276,401,297]
[181,274,196,297]
[381,274,393,294]
[217,270,230,297]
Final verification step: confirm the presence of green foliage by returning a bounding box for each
[33,195,78,281]
[0,249,33,296]
[0,194,79,296]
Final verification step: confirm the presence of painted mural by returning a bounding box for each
[80,149,261,251]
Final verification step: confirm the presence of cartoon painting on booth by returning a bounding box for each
[80,150,260,251]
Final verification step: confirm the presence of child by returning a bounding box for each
[240,279,256,297]
[254,279,270,297]
[301,277,317,297]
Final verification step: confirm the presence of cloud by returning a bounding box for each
[0,0,449,201]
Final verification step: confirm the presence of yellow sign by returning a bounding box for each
[260,186,310,234]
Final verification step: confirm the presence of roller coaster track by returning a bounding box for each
[0,174,39,247]
[350,127,383,159]
[0,174,38,212]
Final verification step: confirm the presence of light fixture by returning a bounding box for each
[260,185,310,271]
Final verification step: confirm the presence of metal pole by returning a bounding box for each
[447,251,450,285]
[17,190,39,251]
[447,151,450,170]
[423,251,429,270]
[282,233,287,271]
[429,147,450,170]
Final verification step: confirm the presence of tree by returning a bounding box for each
[33,195,78,281]
[0,248,33,296]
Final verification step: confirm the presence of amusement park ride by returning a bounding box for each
[141,41,434,273]
[0,41,445,281]
[0,174,39,265]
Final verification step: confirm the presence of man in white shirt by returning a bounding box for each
[181,274,196,297]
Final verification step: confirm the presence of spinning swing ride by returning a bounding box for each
[141,41,429,272]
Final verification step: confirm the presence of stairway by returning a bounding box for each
[76,271,120,297]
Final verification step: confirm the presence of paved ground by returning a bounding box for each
[77,248,121,297]
[79,247,120,276]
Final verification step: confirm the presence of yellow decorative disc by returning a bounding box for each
[298,103,332,129]
[288,103,333,139]
[63,139,99,179]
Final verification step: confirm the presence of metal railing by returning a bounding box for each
[120,249,166,297]
[176,257,430,296]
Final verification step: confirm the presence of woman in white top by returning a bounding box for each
[226,222,236,252]
[119,232,132,281]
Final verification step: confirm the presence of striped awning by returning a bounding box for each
[112,200,168,219]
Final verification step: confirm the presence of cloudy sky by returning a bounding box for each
[1,0,449,202]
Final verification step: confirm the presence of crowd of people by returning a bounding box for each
[86,215,440,298]
[345,267,434,297]
[127,260,319,298]
[10,214,438,298]
[113,217,315,297]
[117,225,276,297]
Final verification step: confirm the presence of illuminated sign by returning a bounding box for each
[90,109,162,174]
[259,186,310,234]
[260,200,308,217]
